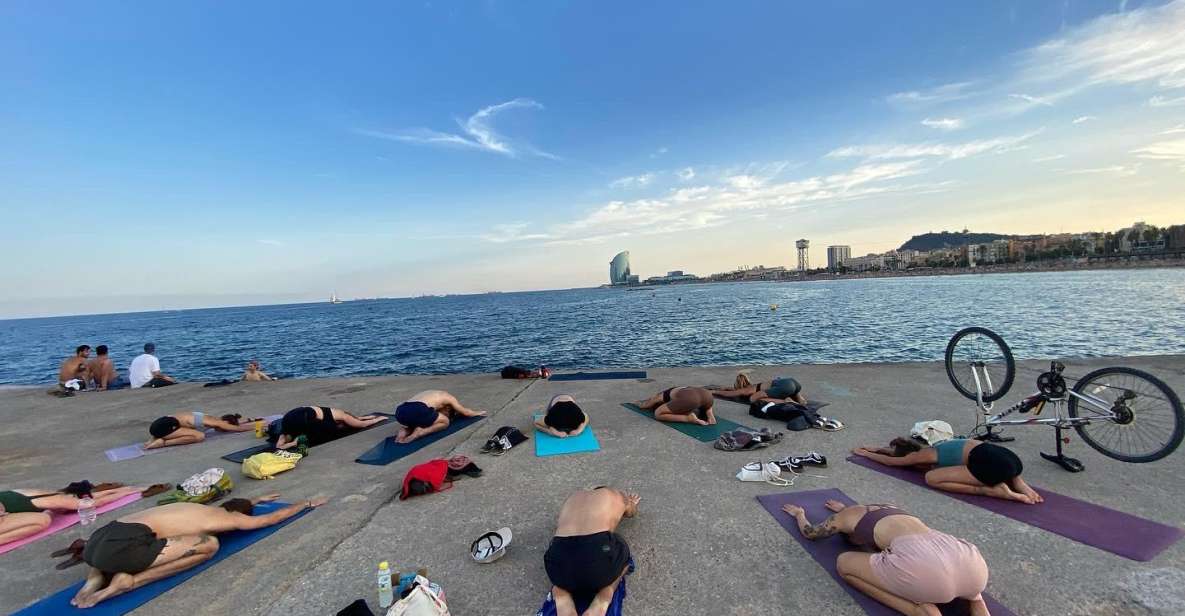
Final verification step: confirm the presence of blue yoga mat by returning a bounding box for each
[535,559,633,615]
[533,414,601,457]
[549,371,647,381]
[355,415,484,466]
[13,502,310,616]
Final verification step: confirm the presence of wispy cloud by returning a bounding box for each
[1131,138,1185,165]
[356,98,555,159]
[1065,164,1140,177]
[1009,93,1056,107]
[1150,95,1185,107]
[1164,124,1185,135]
[481,222,551,243]
[256,239,284,247]
[610,173,656,189]
[1072,115,1097,124]
[886,82,976,106]
[677,167,696,181]
[650,146,669,159]
[1033,154,1067,162]
[921,117,964,131]
[827,130,1042,161]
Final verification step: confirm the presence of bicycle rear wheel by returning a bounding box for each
[944,327,1015,403]
[1068,367,1185,463]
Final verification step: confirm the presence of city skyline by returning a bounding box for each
[3,1,1185,318]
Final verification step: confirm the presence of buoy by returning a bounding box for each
[770,304,778,311]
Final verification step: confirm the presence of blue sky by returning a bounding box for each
[2,0,1184,317]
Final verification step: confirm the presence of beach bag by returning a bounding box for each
[156,467,234,504]
[911,420,955,445]
[242,451,303,479]
[387,576,449,616]
[736,461,793,486]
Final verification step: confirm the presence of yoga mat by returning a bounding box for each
[355,415,484,466]
[221,412,393,463]
[620,403,750,442]
[847,455,1184,561]
[105,414,282,462]
[0,493,142,556]
[549,371,647,381]
[533,414,601,457]
[756,489,1015,616]
[13,502,310,616]
[535,559,633,616]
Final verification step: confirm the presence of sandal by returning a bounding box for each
[815,417,844,432]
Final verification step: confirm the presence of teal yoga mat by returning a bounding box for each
[355,415,484,465]
[533,414,601,456]
[619,403,750,442]
[13,502,310,616]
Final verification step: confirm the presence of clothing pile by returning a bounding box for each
[713,427,784,451]
[749,401,844,432]
[480,426,528,456]
[400,457,483,500]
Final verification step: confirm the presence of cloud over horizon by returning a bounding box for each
[356,98,556,159]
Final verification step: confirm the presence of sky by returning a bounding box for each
[2,0,1184,318]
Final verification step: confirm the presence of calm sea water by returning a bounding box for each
[2,269,1184,386]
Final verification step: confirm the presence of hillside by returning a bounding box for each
[898,231,1013,252]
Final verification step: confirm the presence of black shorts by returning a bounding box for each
[83,521,167,574]
[544,532,631,596]
[545,401,585,433]
[967,443,1023,487]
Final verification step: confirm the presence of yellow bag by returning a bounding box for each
[242,451,302,479]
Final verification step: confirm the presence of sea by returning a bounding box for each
[2,269,1183,386]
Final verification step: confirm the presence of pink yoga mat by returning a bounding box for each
[0,493,142,556]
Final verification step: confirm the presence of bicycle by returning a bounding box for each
[944,326,1185,472]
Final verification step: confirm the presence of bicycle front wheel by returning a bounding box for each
[1068,367,1185,463]
[944,327,1015,403]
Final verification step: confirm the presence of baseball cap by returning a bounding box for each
[470,527,513,563]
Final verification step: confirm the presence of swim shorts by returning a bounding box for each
[83,521,168,574]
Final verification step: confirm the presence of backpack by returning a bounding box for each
[736,461,794,486]
[156,468,234,504]
[387,575,449,616]
[242,451,303,479]
[480,427,528,455]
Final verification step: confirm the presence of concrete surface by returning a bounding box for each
[2,357,1184,616]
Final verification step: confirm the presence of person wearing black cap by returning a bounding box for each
[393,390,486,444]
[545,486,639,616]
[144,411,260,450]
[533,394,589,438]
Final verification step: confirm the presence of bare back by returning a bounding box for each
[59,357,86,383]
[410,390,454,413]
[555,489,629,537]
[118,503,247,537]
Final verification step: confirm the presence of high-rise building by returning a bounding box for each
[609,251,631,285]
[826,245,851,270]
[795,239,810,272]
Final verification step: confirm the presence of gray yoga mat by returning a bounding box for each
[104,414,282,462]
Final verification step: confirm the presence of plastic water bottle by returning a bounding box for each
[377,561,394,608]
[78,497,97,528]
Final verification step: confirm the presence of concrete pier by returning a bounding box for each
[2,357,1184,615]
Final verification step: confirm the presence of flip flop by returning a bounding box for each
[141,483,172,498]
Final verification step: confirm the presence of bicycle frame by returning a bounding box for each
[967,364,1120,430]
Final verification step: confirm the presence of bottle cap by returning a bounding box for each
[379,561,389,570]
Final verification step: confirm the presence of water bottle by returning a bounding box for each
[78,497,97,529]
[377,561,394,608]
[254,419,265,438]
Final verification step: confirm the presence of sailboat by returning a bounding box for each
[330,291,344,304]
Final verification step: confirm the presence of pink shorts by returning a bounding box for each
[869,531,988,605]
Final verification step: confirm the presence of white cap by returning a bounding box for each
[470,527,513,564]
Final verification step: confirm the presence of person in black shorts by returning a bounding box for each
[636,386,717,425]
[392,390,487,444]
[71,494,326,608]
[544,486,639,615]
[853,437,1042,504]
[275,406,385,449]
[534,395,589,438]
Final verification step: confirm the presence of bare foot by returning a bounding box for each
[582,596,612,616]
[824,499,848,513]
[1021,486,1044,504]
[78,572,134,608]
[70,572,107,607]
[915,603,941,616]
[687,414,708,425]
[997,486,1033,504]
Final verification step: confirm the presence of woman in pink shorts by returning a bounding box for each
[781,499,990,616]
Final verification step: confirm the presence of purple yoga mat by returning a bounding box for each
[756,489,1015,616]
[846,455,1184,562]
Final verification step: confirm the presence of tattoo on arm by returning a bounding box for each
[800,515,841,540]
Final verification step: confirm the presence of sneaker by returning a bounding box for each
[772,452,828,473]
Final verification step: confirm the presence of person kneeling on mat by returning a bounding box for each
[534,395,589,438]
[636,386,716,425]
[144,412,261,450]
[782,499,991,616]
[69,494,326,609]
[708,373,808,405]
[546,486,639,616]
[393,390,486,444]
[852,437,1042,505]
[275,406,385,449]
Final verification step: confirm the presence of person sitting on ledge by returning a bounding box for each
[86,345,125,390]
[144,412,261,450]
[534,394,589,438]
[58,345,92,388]
[1,483,146,546]
[635,386,717,425]
[393,390,486,444]
[70,493,325,608]
[781,498,991,616]
[241,360,275,382]
[275,406,385,449]
[129,343,177,389]
[708,372,808,405]
[545,486,639,616]
[500,365,553,379]
[852,437,1042,505]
